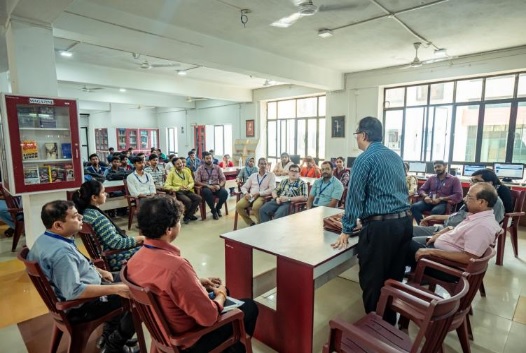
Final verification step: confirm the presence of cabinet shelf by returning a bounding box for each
[22,158,73,164]
[20,127,70,131]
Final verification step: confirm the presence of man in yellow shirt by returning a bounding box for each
[164,158,202,224]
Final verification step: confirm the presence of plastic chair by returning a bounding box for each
[195,186,229,220]
[1,186,25,252]
[402,248,495,353]
[323,277,468,353]
[17,247,125,353]
[120,265,252,353]
[496,189,525,265]
[78,223,139,271]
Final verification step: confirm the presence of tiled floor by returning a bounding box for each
[0,195,525,353]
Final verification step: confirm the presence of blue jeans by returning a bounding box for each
[410,201,447,224]
[0,200,15,229]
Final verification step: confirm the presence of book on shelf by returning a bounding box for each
[64,163,75,181]
[61,143,72,158]
[50,166,66,182]
[17,107,39,128]
[21,140,39,160]
[23,166,40,185]
[39,166,51,183]
[38,107,56,128]
[44,142,58,159]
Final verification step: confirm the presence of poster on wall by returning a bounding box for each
[331,116,345,138]
[246,119,255,137]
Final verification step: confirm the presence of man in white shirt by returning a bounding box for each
[236,158,276,226]
[126,156,156,198]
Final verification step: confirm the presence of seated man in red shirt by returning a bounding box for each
[126,196,258,352]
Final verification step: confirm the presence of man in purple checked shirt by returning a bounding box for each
[411,160,463,224]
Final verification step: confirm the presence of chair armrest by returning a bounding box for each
[505,211,525,217]
[383,279,440,304]
[56,297,108,311]
[328,319,404,353]
[170,309,244,347]
[103,243,141,257]
[412,257,463,285]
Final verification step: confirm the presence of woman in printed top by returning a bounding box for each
[333,156,350,188]
[300,156,321,178]
[273,152,293,176]
[72,180,145,271]
[218,154,234,168]
[236,156,259,184]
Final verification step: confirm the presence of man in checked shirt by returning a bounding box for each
[259,164,308,223]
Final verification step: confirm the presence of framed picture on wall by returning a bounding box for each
[246,119,255,137]
[331,116,345,138]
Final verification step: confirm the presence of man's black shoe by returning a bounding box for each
[212,212,219,220]
[183,217,190,224]
[189,215,198,221]
[216,207,222,217]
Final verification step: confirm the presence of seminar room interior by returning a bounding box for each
[1,0,526,352]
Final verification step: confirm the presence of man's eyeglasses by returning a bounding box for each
[289,170,300,173]
[353,131,364,136]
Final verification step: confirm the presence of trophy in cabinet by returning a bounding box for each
[44,143,58,159]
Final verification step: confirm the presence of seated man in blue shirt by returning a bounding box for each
[306,161,344,209]
[28,200,137,353]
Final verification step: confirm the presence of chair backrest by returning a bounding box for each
[510,189,526,214]
[120,265,182,352]
[78,223,109,270]
[2,186,22,211]
[122,179,137,207]
[66,190,76,201]
[338,188,348,208]
[17,247,70,326]
[379,277,469,353]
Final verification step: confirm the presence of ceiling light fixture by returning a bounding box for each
[434,48,448,58]
[177,70,187,76]
[119,88,126,92]
[60,51,73,57]
[318,28,333,38]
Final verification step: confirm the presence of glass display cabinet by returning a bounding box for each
[0,94,82,194]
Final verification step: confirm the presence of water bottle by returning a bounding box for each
[239,156,243,167]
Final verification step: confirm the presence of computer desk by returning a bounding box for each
[220,206,357,353]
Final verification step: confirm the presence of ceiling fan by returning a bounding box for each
[404,42,456,69]
[186,97,208,103]
[271,0,358,28]
[79,85,103,93]
[137,59,179,70]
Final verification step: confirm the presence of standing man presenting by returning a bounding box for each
[332,116,412,325]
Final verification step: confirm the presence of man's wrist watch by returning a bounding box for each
[288,197,291,202]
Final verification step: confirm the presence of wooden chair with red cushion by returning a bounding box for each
[402,248,495,352]
[323,277,468,353]
[120,265,253,353]
[496,189,526,265]
[17,247,126,353]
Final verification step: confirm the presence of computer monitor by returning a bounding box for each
[463,164,486,176]
[408,162,426,173]
[425,161,436,174]
[289,154,301,165]
[347,157,357,168]
[493,163,524,181]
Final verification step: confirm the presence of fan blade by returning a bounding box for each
[318,4,359,12]
[422,56,458,64]
[271,12,302,28]
[150,63,180,68]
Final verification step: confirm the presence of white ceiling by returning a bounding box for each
[3,0,526,107]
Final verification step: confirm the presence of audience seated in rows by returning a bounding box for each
[73,180,144,271]
[144,154,165,189]
[332,157,349,188]
[186,150,201,172]
[164,158,202,224]
[300,156,321,178]
[411,160,463,224]
[218,154,234,168]
[126,196,258,352]
[27,200,137,353]
[195,152,228,220]
[259,164,308,222]
[236,158,276,227]
[404,162,418,196]
[126,156,156,198]
[273,152,293,176]
[407,183,501,271]
[307,161,344,209]
[236,156,258,184]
